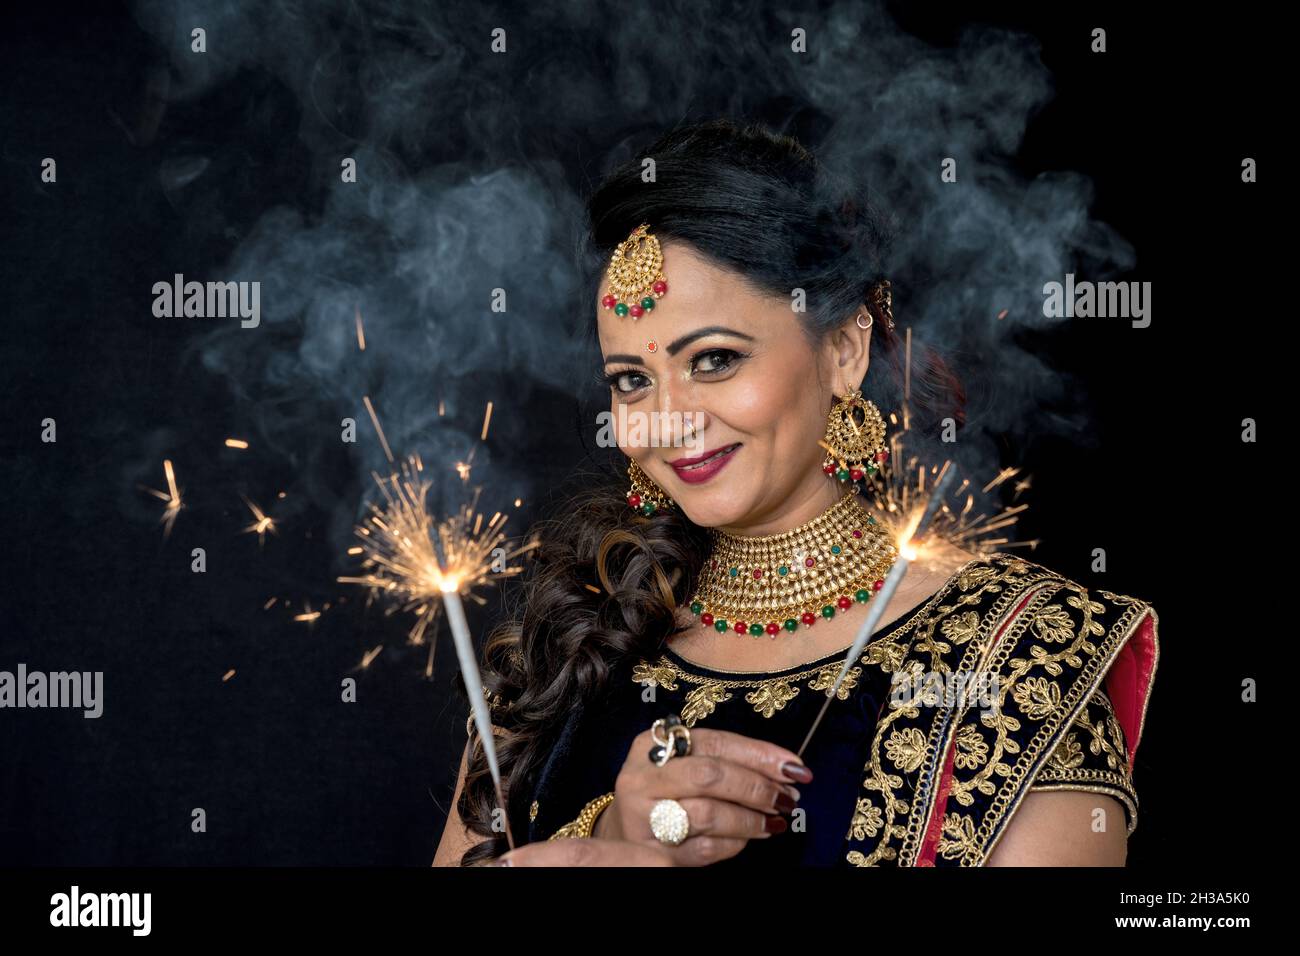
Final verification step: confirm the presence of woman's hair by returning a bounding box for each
[454,119,965,864]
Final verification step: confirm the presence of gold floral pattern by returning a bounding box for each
[1030,684,1139,833]
[845,552,1158,867]
[632,656,882,728]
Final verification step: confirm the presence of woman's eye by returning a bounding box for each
[606,370,649,394]
[691,348,742,375]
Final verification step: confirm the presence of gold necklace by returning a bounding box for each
[687,490,898,637]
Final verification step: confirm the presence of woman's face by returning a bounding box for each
[596,240,872,533]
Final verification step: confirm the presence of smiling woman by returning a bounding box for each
[435,119,1158,869]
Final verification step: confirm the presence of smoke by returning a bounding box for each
[127,0,1133,537]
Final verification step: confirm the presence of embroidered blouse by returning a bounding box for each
[489,552,1158,866]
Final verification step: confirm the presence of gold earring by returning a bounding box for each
[627,458,674,515]
[820,389,888,484]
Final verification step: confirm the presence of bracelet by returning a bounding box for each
[548,792,615,840]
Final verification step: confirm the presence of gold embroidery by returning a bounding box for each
[1030,685,1139,833]
[846,554,1065,866]
[681,683,732,725]
[937,575,1152,864]
[745,680,800,718]
[529,800,539,822]
[633,655,878,726]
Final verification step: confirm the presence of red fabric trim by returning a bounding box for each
[1102,610,1158,770]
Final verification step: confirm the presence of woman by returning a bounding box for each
[433,119,1159,867]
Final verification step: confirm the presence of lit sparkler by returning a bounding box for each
[338,450,538,851]
[797,464,958,757]
[337,454,538,675]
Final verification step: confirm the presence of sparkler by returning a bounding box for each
[796,463,958,758]
[337,447,537,851]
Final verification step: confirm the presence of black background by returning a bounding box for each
[0,0,1273,873]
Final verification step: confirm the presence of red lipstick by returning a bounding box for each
[668,443,741,484]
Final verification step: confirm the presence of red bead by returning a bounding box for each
[800,611,816,626]
[753,568,763,579]
[700,612,714,627]
[851,529,863,539]
[823,463,836,475]
[876,450,888,462]
[872,579,884,591]
[710,559,717,569]
[601,294,617,309]
[805,557,815,568]
[734,621,747,634]
[849,468,864,481]
[627,494,641,509]
[837,596,852,609]
[629,304,644,318]
[652,280,667,295]
[765,622,780,635]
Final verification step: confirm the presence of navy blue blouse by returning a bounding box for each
[548,592,937,867]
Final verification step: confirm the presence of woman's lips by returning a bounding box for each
[669,443,741,484]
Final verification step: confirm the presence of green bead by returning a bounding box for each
[855,589,870,602]
[714,619,728,632]
[867,516,876,525]
[641,502,655,515]
[866,464,877,474]
[640,297,655,310]
[749,624,763,636]
[784,619,798,632]
[690,601,703,615]
[729,566,739,577]
[614,302,629,316]
[835,468,850,481]
[831,545,842,555]
[778,565,789,575]
[822,605,836,619]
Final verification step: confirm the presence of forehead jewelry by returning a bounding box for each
[600,223,669,319]
[646,340,658,353]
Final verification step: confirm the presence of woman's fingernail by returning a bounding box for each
[781,760,813,783]
[782,784,801,802]
[775,792,797,815]
[764,814,788,834]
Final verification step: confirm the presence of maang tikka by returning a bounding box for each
[601,223,669,318]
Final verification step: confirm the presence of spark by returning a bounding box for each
[355,307,366,351]
[141,459,183,538]
[480,401,494,442]
[241,495,277,545]
[338,454,538,678]
[225,438,249,450]
[362,394,394,464]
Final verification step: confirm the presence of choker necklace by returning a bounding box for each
[687,491,898,637]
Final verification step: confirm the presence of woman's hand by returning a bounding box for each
[592,726,812,866]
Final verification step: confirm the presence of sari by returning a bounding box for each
[488,552,1158,866]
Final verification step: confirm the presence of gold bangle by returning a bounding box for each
[548,792,615,840]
